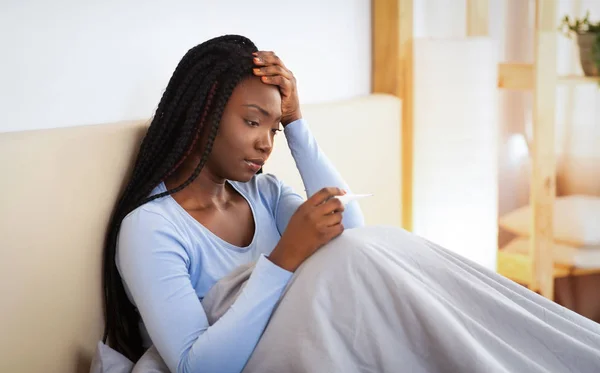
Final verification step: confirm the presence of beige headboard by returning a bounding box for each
[0,93,401,373]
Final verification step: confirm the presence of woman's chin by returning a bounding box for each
[228,170,257,183]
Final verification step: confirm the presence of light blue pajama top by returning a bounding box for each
[116,118,365,373]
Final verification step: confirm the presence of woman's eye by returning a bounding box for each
[246,120,259,127]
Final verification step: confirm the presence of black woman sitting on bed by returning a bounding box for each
[101,34,364,373]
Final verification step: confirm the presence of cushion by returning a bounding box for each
[501,237,600,269]
[89,341,133,373]
[132,345,170,373]
[498,195,600,246]
[89,341,169,373]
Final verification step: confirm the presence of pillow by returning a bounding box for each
[501,237,600,269]
[89,341,133,373]
[89,341,170,373]
[498,195,600,246]
[132,345,170,373]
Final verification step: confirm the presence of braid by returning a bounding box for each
[162,82,218,181]
[101,34,258,361]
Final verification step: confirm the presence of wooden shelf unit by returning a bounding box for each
[372,0,600,302]
[499,62,600,90]
[493,1,600,300]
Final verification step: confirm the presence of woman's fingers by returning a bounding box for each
[322,211,344,228]
[308,187,346,207]
[253,64,292,79]
[316,196,346,217]
[253,51,286,69]
[252,53,295,96]
[252,50,302,126]
[259,75,294,96]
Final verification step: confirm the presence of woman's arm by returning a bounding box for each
[117,209,292,373]
[251,51,365,230]
[281,117,365,228]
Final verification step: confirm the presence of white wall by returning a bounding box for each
[411,1,500,269]
[0,0,370,133]
[413,37,499,270]
[414,0,467,38]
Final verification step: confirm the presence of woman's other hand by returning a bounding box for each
[268,187,346,272]
[252,51,301,126]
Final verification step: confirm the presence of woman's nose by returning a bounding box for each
[256,131,273,153]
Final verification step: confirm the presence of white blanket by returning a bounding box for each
[202,225,600,373]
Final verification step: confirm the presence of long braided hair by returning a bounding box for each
[102,34,259,361]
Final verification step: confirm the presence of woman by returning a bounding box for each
[102,34,364,373]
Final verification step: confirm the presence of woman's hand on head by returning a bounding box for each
[252,51,301,127]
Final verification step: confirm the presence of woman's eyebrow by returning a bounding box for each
[242,104,270,117]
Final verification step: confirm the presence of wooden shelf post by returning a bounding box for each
[466,0,489,37]
[372,0,414,231]
[530,0,557,300]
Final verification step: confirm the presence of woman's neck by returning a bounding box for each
[164,161,231,209]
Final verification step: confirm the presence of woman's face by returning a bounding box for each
[205,76,283,182]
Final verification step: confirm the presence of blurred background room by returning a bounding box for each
[1,1,599,372]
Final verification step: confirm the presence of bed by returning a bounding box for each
[0,93,402,373]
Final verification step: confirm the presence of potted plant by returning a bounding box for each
[559,11,600,77]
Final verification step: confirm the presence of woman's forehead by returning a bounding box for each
[230,77,281,114]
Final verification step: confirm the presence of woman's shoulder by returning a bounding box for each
[117,202,191,269]
[121,203,173,231]
[121,182,179,223]
[119,185,189,247]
